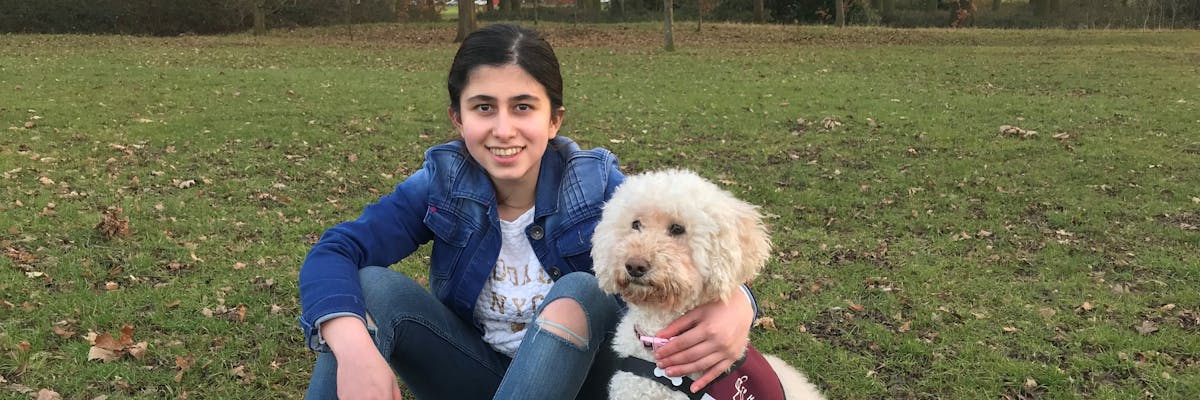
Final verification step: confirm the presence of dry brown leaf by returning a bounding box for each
[9,383,33,394]
[897,321,912,333]
[127,342,148,360]
[1002,326,1018,333]
[1135,320,1159,335]
[104,282,119,291]
[1038,307,1056,318]
[847,301,865,312]
[92,333,124,352]
[38,176,54,186]
[754,317,778,331]
[53,327,76,339]
[175,355,194,382]
[87,346,121,362]
[1078,302,1095,312]
[36,389,61,400]
[95,207,130,239]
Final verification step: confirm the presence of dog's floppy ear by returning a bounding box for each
[700,190,772,301]
[722,197,772,284]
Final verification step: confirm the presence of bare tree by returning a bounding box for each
[754,0,764,22]
[455,0,478,42]
[836,0,846,26]
[247,0,294,36]
[663,0,674,51]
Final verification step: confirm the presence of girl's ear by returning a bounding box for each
[448,107,463,133]
[548,107,565,139]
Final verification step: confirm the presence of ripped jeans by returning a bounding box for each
[305,266,622,400]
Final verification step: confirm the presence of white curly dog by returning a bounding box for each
[592,169,825,400]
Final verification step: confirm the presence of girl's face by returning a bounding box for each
[451,63,562,193]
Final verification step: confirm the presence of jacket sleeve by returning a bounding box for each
[297,164,435,352]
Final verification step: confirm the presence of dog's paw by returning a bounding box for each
[653,367,684,387]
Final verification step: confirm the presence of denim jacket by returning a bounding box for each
[298,136,624,351]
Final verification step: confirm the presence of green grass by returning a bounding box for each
[1,22,1198,399]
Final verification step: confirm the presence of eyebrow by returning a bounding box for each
[464,94,542,103]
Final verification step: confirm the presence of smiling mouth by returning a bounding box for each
[489,147,523,157]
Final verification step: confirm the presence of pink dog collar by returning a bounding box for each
[639,335,671,350]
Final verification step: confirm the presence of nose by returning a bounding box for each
[625,257,651,278]
[492,111,515,139]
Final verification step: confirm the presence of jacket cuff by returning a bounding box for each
[299,295,367,352]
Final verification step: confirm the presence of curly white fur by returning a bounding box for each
[592,169,825,400]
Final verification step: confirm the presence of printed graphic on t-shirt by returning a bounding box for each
[473,208,553,357]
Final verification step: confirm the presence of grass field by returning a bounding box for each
[1,22,1198,399]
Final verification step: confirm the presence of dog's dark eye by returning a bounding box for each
[632,220,641,231]
[668,224,686,236]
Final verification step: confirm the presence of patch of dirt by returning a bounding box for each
[1156,212,1199,231]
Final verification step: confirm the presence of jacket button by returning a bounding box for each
[530,225,545,240]
[549,267,561,279]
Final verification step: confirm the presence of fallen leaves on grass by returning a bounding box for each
[201,304,248,322]
[95,207,130,239]
[85,325,148,362]
[998,125,1038,139]
[754,317,778,331]
[35,389,61,400]
[230,365,255,384]
[174,355,194,382]
[1135,320,1159,335]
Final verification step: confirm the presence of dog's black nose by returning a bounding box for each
[625,258,650,278]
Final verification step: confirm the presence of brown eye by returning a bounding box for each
[668,224,686,236]
[632,220,642,231]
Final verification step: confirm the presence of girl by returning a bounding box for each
[299,24,756,399]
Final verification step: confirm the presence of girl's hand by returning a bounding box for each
[652,287,754,393]
[335,349,402,400]
[324,317,403,400]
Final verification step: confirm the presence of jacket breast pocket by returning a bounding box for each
[557,218,598,273]
[424,208,472,279]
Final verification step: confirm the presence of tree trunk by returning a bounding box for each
[455,0,477,42]
[253,0,266,35]
[501,0,512,13]
[663,0,674,51]
[992,0,1000,12]
[696,0,703,31]
[836,0,846,26]
[881,0,894,22]
[343,0,353,39]
[1031,0,1047,17]
[386,0,397,20]
[926,0,937,11]
[754,0,764,22]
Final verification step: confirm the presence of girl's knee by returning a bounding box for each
[536,298,589,347]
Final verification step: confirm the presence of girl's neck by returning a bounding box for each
[495,179,537,222]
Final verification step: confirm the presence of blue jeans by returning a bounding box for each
[305,266,621,399]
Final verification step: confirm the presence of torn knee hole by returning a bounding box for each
[536,299,589,346]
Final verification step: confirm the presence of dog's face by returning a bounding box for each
[591,169,772,313]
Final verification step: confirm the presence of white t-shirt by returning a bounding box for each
[473,208,555,357]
